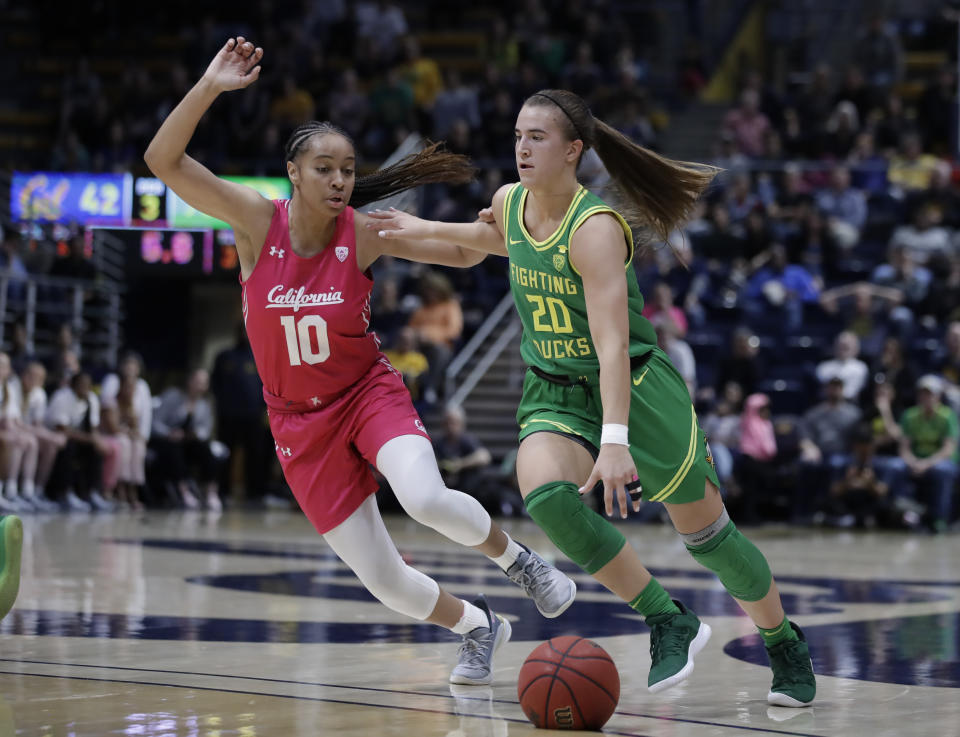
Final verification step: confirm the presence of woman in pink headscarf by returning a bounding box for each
[735,393,778,522]
[740,394,777,460]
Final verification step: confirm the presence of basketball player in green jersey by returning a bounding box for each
[0,515,22,621]
[369,89,815,706]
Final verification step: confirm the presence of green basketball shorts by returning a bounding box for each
[516,347,719,504]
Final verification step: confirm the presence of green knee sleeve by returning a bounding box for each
[524,481,626,574]
[684,513,772,602]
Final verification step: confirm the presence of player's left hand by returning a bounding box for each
[366,207,432,240]
[579,445,641,518]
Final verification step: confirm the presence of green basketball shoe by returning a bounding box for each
[0,515,23,620]
[646,600,712,693]
[767,622,816,706]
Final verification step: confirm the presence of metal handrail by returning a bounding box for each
[448,315,521,408]
[444,290,515,397]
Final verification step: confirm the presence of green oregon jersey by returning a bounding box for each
[503,183,658,377]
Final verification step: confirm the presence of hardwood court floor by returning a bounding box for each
[1,511,958,736]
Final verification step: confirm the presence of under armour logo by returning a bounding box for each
[310,396,321,406]
[270,246,285,258]
[274,441,292,457]
[415,419,425,433]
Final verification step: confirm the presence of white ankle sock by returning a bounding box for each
[451,601,489,634]
[489,534,524,572]
[4,480,17,498]
[21,480,35,498]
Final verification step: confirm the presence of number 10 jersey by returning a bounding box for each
[241,200,381,409]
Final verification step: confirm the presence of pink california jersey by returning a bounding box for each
[241,200,381,407]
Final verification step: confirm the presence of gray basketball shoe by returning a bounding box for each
[449,595,512,686]
[505,545,577,618]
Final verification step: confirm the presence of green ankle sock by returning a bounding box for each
[758,616,798,647]
[629,578,681,619]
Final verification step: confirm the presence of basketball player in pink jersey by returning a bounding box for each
[145,37,576,686]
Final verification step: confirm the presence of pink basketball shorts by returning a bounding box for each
[267,357,429,534]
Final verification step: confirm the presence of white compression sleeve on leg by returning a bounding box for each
[376,434,492,547]
[323,494,440,620]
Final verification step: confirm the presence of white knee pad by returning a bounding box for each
[323,495,440,620]
[376,434,491,547]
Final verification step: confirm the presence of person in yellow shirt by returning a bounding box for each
[888,132,941,192]
[400,36,443,125]
[384,326,430,400]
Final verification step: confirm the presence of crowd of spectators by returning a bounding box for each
[3,3,960,529]
[641,13,960,533]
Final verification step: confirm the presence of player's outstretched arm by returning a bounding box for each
[145,38,274,266]
[366,184,513,265]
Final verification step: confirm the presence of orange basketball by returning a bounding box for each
[517,636,620,730]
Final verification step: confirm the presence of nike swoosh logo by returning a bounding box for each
[509,238,524,245]
[632,368,650,386]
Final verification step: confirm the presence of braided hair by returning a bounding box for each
[283,122,475,208]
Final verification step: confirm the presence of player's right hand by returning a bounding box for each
[203,37,263,92]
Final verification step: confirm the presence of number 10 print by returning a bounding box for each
[280,315,330,365]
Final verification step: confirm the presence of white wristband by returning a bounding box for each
[600,423,629,447]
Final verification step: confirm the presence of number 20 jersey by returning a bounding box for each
[241,200,382,407]
[502,183,658,377]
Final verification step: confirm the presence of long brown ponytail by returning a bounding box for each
[525,90,716,243]
[284,122,476,208]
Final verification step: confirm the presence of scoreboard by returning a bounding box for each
[11,172,290,229]
[88,226,240,279]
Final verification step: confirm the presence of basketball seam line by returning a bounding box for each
[521,659,619,704]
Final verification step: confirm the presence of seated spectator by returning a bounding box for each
[887,132,941,193]
[17,361,64,510]
[871,244,931,334]
[46,371,115,512]
[798,377,863,513]
[734,393,778,522]
[8,321,37,377]
[898,375,959,533]
[152,368,223,511]
[819,282,901,359]
[269,76,316,131]
[715,327,763,397]
[408,270,463,404]
[701,381,743,490]
[383,326,429,402]
[725,171,760,222]
[847,131,888,195]
[101,352,151,499]
[723,89,770,158]
[0,352,39,512]
[432,68,479,139]
[824,424,890,528]
[815,166,866,250]
[816,331,870,401]
[888,202,952,267]
[432,404,494,501]
[909,161,960,229]
[742,243,821,331]
[642,281,688,337]
[821,100,860,159]
[870,335,916,404]
[99,398,135,510]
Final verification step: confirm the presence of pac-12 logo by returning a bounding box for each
[335,246,349,262]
